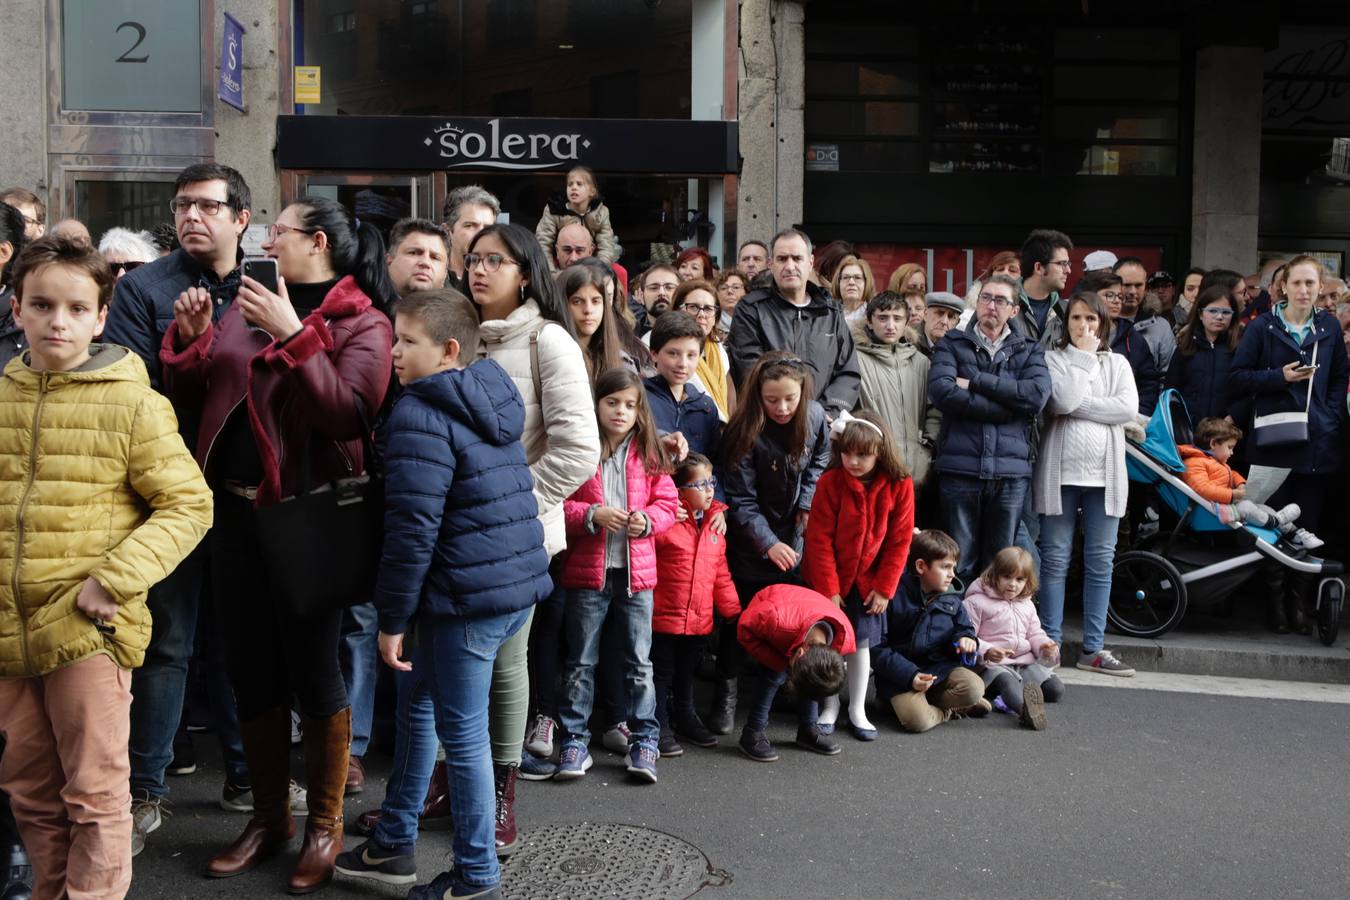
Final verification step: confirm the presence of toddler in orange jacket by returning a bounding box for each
[1180,418,1322,549]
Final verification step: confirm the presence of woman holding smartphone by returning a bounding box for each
[160,196,395,892]
[1231,255,1349,633]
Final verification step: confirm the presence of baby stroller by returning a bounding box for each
[1113,390,1344,645]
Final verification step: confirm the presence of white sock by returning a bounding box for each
[818,693,840,727]
[846,647,875,731]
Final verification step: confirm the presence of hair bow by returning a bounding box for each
[830,409,885,441]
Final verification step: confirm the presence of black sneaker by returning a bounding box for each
[167,733,196,776]
[673,715,719,748]
[737,729,778,763]
[408,870,502,899]
[795,725,841,756]
[658,731,684,758]
[335,838,417,886]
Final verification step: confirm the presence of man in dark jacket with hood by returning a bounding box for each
[727,228,860,416]
[929,274,1051,586]
[97,162,252,855]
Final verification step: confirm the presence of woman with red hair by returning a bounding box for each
[676,247,717,284]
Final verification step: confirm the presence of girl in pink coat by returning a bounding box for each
[961,547,1064,730]
[556,369,678,783]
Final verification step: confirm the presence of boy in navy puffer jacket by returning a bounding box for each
[873,530,992,734]
[336,288,551,899]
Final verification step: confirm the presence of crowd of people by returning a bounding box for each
[0,163,1344,900]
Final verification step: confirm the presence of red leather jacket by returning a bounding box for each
[159,275,392,506]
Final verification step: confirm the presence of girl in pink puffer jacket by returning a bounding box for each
[962,547,1065,731]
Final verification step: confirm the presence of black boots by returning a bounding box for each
[707,678,737,735]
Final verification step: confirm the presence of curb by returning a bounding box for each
[1061,627,1350,684]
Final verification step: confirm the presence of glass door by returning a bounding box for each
[289,174,434,245]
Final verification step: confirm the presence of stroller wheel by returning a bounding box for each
[1317,578,1343,647]
[1108,551,1188,639]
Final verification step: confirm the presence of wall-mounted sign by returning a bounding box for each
[276,115,739,175]
[218,13,245,111]
[294,66,321,105]
[62,0,201,112]
[805,143,839,172]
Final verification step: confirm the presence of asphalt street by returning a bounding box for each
[125,674,1350,900]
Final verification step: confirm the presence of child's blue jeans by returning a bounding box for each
[742,664,819,734]
[558,569,659,746]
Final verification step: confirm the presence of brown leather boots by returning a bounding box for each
[206,706,352,895]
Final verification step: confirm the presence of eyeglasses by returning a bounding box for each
[1202,307,1235,318]
[266,222,315,242]
[1098,290,1121,301]
[1048,259,1073,271]
[170,197,232,217]
[646,282,679,294]
[112,261,147,273]
[681,303,718,315]
[465,252,518,273]
[680,477,717,491]
[19,214,40,228]
[839,274,866,283]
[977,293,1015,309]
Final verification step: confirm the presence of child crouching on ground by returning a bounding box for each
[337,289,553,896]
[1180,417,1322,549]
[873,530,991,733]
[651,453,740,757]
[962,547,1064,731]
[736,584,853,761]
[0,236,213,897]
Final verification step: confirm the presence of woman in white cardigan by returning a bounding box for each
[1034,291,1139,677]
[467,223,601,849]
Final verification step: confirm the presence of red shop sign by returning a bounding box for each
[855,244,1165,297]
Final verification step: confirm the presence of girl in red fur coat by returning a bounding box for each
[801,411,915,740]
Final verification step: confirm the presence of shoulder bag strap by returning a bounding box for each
[1305,340,1319,410]
[530,326,543,403]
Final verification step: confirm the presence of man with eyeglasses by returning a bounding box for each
[1014,228,1073,346]
[727,228,860,415]
[929,273,1051,587]
[0,187,46,240]
[1080,270,1159,415]
[102,162,252,858]
[1113,256,1177,374]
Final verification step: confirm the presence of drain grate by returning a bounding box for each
[501,822,730,900]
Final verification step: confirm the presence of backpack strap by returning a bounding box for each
[529,326,543,403]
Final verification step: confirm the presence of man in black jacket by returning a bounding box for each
[101,162,252,858]
[727,228,860,415]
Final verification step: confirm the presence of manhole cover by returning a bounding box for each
[501,822,730,899]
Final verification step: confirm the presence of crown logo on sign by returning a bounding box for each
[433,123,463,135]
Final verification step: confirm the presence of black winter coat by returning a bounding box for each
[872,571,977,701]
[726,281,860,414]
[1165,332,1238,423]
[724,400,831,584]
[1230,308,1349,475]
[928,321,1051,480]
[1110,318,1160,415]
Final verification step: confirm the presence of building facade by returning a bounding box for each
[2,1,1349,288]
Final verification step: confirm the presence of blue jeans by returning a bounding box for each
[1039,485,1119,653]
[373,664,438,851]
[1015,486,1042,573]
[943,475,1029,586]
[558,570,659,746]
[130,543,205,798]
[420,608,530,888]
[743,665,818,733]
[340,601,379,758]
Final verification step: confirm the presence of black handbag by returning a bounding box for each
[255,397,384,618]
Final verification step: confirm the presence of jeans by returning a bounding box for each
[742,664,818,733]
[421,608,531,888]
[129,542,205,799]
[340,601,379,758]
[943,475,1029,586]
[373,665,438,851]
[1015,486,1042,572]
[1039,485,1119,653]
[558,570,659,746]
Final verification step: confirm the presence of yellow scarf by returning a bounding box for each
[697,340,730,421]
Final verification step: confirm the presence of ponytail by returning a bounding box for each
[295,195,399,313]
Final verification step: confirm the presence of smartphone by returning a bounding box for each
[1294,363,1319,374]
[243,257,279,294]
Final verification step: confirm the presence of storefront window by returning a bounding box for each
[296,0,692,119]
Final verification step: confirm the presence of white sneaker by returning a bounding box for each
[130,794,163,858]
[220,779,308,814]
[601,722,632,755]
[1291,528,1325,550]
[526,714,556,758]
[1273,503,1302,527]
[1075,649,1135,677]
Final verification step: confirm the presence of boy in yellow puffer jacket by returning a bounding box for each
[0,235,212,899]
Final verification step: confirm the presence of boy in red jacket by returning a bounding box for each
[652,453,740,757]
[736,584,853,762]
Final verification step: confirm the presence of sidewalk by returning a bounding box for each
[1059,605,1350,684]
